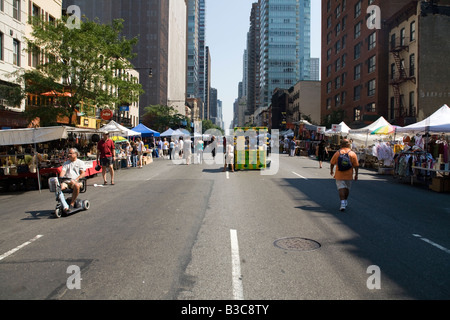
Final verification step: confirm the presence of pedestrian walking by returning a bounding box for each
[169,139,175,160]
[316,140,329,168]
[329,139,359,211]
[125,141,132,167]
[195,138,204,164]
[97,131,115,185]
[162,138,169,158]
[223,137,234,172]
[130,141,138,167]
[289,138,296,157]
[136,137,145,168]
[184,136,192,165]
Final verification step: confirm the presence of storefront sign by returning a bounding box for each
[317,126,326,133]
[100,109,113,120]
[332,124,341,132]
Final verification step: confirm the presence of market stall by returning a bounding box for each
[394,105,450,191]
[0,126,101,192]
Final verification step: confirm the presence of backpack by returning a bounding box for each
[337,150,353,171]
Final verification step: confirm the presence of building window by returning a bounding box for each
[368,79,376,96]
[327,48,332,61]
[368,32,376,50]
[342,72,347,86]
[354,107,362,121]
[326,98,332,110]
[13,39,20,66]
[336,4,341,18]
[1,0,3,12]
[368,55,376,73]
[341,91,347,105]
[335,39,341,53]
[335,94,341,107]
[327,31,332,45]
[400,28,406,46]
[354,64,361,80]
[341,53,347,68]
[13,0,20,21]
[327,15,332,29]
[342,15,347,30]
[409,54,415,77]
[335,57,340,72]
[354,42,362,60]
[335,76,341,89]
[354,21,362,39]
[327,64,332,77]
[391,63,395,80]
[355,1,361,18]
[410,21,416,41]
[366,102,376,112]
[327,81,332,94]
[409,91,415,116]
[335,22,341,36]
[354,85,361,101]
[342,34,347,49]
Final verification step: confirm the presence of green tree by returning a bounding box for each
[202,119,224,135]
[9,15,143,126]
[142,105,191,133]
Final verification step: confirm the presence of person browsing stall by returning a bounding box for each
[59,148,85,210]
[97,131,115,185]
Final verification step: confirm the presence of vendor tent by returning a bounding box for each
[160,128,175,137]
[132,123,160,137]
[395,104,450,133]
[0,126,68,146]
[349,116,392,134]
[99,120,141,137]
[325,121,351,135]
[172,128,191,137]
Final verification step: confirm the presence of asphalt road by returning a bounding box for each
[0,152,449,301]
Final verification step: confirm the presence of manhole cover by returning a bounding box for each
[273,237,321,251]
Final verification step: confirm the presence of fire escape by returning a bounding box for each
[389,36,416,125]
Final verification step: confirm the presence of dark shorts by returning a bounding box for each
[100,157,113,167]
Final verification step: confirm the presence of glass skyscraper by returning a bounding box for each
[259,0,311,109]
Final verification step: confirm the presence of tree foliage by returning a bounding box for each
[12,15,143,126]
[142,105,190,133]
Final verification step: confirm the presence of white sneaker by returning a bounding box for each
[340,202,346,211]
[344,200,348,207]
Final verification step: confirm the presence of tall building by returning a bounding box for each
[186,0,199,99]
[387,0,450,125]
[198,0,207,117]
[247,2,261,118]
[259,0,311,110]
[204,45,211,119]
[321,0,412,127]
[310,58,320,81]
[63,0,187,117]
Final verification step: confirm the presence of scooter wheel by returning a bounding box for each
[54,208,62,218]
[83,200,90,210]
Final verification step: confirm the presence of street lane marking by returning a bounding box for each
[0,235,43,261]
[292,171,308,180]
[413,234,450,255]
[230,229,244,300]
[226,171,229,179]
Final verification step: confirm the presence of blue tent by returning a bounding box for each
[132,123,160,137]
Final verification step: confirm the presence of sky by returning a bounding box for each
[205,0,322,130]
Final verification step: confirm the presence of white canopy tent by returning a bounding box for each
[349,116,392,134]
[325,121,351,136]
[160,128,175,137]
[98,120,141,137]
[0,126,68,146]
[395,104,450,134]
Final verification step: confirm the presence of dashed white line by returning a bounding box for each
[292,171,308,180]
[0,235,43,261]
[413,234,450,255]
[230,229,244,300]
[226,171,230,179]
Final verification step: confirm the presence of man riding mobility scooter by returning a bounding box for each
[48,148,90,218]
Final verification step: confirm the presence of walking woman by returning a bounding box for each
[316,140,329,168]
